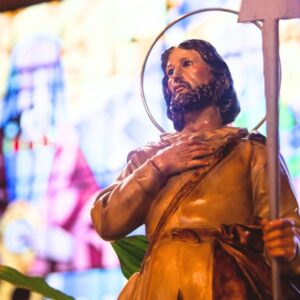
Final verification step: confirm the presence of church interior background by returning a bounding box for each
[0,0,299,299]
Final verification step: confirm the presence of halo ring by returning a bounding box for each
[140,8,268,133]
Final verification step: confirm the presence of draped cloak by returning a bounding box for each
[91,127,300,300]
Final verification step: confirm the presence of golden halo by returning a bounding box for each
[140,7,270,133]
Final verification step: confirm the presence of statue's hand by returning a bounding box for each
[150,137,214,177]
[262,218,300,262]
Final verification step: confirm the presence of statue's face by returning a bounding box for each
[166,47,212,99]
[165,47,215,115]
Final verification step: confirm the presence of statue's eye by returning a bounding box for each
[167,68,174,76]
[182,60,192,67]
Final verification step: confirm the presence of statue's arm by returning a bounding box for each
[91,150,166,241]
[253,153,300,274]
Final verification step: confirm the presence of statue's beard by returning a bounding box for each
[169,80,216,114]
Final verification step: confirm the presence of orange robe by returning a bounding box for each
[91,127,300,299]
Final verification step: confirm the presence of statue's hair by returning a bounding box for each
[161,39,240,129]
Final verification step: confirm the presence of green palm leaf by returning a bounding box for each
[111,235,148,279]
[0,265,74,300]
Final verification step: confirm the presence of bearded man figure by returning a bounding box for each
[91,39,300,299]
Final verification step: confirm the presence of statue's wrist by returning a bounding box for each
[149,157,168,178]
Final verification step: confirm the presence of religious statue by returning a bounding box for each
[91,39,300,299]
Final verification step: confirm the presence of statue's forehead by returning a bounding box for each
[167,47,203,65]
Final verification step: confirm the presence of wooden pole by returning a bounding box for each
[263,19,281,300]
[239,1,300,298]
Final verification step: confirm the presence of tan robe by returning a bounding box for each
[91,127,300,300]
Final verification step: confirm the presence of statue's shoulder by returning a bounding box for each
[126,147,147,163]
[243,131,266,145]
[126,138,167,163]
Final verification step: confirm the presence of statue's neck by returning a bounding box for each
[181,105,223,134]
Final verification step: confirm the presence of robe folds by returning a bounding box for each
[91,126,300,300]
